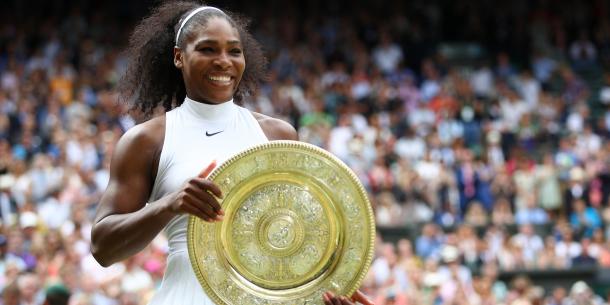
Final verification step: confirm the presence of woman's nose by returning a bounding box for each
[213,52,231,69]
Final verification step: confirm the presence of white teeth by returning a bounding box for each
[209,76,231,82]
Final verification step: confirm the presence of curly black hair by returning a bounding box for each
[118,1,267,118]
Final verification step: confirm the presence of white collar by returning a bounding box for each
[182,96,236,121]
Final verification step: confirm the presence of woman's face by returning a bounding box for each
[175,17,245,104]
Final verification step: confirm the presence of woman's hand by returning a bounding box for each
[323,290,374,305]
[166,161,225,222]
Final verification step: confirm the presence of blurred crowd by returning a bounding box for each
[1,0,610,304]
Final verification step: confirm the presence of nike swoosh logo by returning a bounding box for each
[206,130,224,137]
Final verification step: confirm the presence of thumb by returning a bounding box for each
[351,290,374,305]
[198,160,217,178]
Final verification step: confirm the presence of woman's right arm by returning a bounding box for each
[90,119,223,267]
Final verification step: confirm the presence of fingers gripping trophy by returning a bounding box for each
[90,2,375,304]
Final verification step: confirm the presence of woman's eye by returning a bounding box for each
[199,47,214,53]
[230,48,243,55]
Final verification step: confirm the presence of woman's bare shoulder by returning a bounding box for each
[251,112,298,141]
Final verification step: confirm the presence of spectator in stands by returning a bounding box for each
[420,59,442,102]
[372,31,404,75]
[505,275,533,305]
[455,149,482,215]
[42,284,70,305]
[396,239,420,275]
[464,201,489,226]
[495,52,517,80]
[536,236,568,269]
[569,199,602,238]
[437,245,474,301]
[559,67,589,105]
[555,228,583,266]
[535,153,562,217]
[491,198,515,226]
[17,273,42,305]
[511,224,544,268]
[566,281,605,305]
[370,243,407,292]
[531,50,557,87]
[1,281,21,305]
[416,223,444,260]
[5,229,33,272]
[571,238,598,267]
[497,234,524,270]
[569,30,598,72]
[515,194,549,225]
[545,286,568,305]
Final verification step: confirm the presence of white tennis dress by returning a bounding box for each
[147,96,268,305]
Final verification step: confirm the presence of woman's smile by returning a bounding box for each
[207,74,234,86]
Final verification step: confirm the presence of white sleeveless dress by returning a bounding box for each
[147,97,268,305]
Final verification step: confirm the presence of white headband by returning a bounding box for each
[175,6,224,46]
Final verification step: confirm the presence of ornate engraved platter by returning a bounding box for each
[188,140,375,305]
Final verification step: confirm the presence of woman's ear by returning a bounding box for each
[174,46,183,69]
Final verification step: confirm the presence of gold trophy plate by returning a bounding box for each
[187,141,375,305]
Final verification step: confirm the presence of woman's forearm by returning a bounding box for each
[91,194,176,267]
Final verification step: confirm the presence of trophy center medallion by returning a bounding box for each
[267,217,295,249]
[257,209,305,257]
